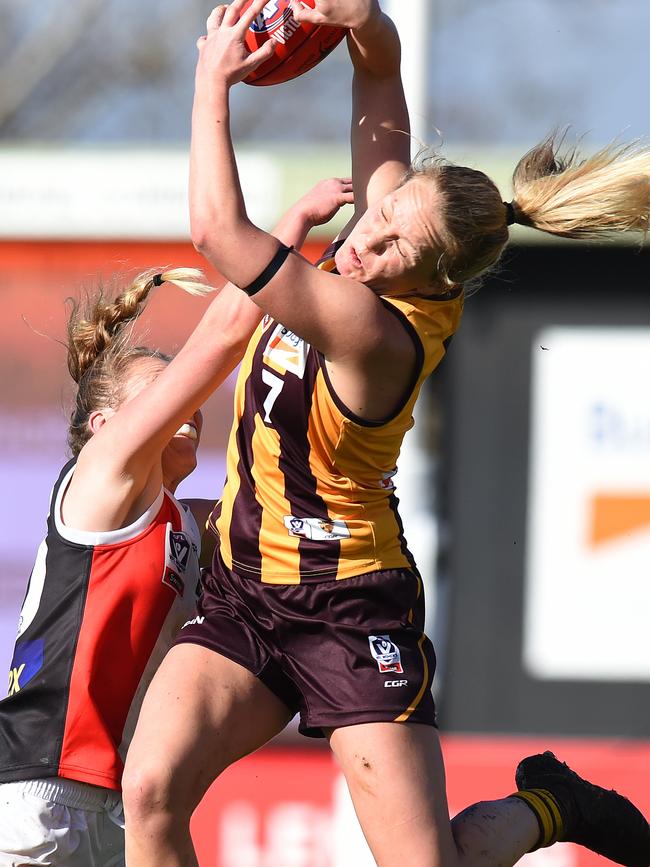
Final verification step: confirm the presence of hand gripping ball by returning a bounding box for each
[242,0,346,86]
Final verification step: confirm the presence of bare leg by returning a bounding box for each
[451,799,541,867]
[329,722,539,867]
[123,644,291,867]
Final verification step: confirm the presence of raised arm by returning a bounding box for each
[63,278,261,532]
[290,0,410,225]
[64,176,352,533]
[189,0,414,377]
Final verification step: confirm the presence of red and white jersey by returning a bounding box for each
[0,460,201,791]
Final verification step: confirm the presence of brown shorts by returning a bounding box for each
[175,553,437,737]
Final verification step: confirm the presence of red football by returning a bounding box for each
[241,0,346,86]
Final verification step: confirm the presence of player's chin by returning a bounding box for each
[163,438,199,474]
[363,276,390,296]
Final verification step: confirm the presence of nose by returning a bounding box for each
[360,229,386,255]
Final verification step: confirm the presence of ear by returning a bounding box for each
[87,409,113,436]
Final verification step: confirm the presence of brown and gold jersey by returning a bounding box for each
[214,244,463,585]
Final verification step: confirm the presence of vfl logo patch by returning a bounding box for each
[163,526,193,598]
[284,516,351,541]
[8,640,44,696]
[169,532,191,572]
[369,635,404,674]
[263,323,308,378]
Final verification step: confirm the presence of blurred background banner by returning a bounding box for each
[1,1,650,864]
[525,327,650,683]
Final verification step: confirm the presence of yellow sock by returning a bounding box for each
[510,788,565,850]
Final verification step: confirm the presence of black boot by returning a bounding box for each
[516,751,650,867]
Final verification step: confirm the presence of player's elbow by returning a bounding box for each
[190,216,213,256]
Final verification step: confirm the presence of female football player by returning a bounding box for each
[123,2,650,866]
[0,176,352,867]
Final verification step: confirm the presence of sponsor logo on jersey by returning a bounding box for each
[368,634,404,674]
[182,615,205,629]
[163,568,185,597]
[284,516,351,541]
[8,639,44,695]
[384,680,408,688]
[263,323,308,378]
[250,1,301,45]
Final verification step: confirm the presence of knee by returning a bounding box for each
[122,756,186,825]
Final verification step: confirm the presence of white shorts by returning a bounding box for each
[0,777,124,867]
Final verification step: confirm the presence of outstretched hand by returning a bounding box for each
[288,0,380,30]
[196,0,276,88]
[298,177,354,227]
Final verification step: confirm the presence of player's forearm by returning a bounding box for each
[189,83,246,245]
[272,206,314,250]
[347,9,401,80]
[189,84,279,286]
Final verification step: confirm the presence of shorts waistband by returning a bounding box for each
[17,777,122,813]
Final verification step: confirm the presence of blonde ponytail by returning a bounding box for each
[409,132,650,291]
[511,133,650,240]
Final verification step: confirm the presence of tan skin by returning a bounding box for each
[62,176,353,541]
[123,3,539,866]
[62,358,204,532]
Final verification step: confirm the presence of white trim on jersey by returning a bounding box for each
[53,465,165,547]
[16,540,49,639]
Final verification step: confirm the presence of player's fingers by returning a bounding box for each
[289,0,321,24]
[245,38,276,71]
[236,0,269,33]
[196,34,208,50]
[206,4,228,31]
[223,0,250,27]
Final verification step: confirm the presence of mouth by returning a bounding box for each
[174,422,198,442]
[349,245,363,270]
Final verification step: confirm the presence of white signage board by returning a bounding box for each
[524,327,650,681]
[0,150,280,239]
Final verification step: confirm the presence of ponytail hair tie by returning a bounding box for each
[152,273,165,287]
[504,201,517,226]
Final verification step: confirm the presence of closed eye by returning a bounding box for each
[379,206,408,259]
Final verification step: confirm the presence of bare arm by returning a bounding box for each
[63,176,351,533]
[291,0,410,228]
[189,0,411,377]
[63,281,261,532]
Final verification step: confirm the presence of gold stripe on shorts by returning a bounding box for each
[394,633,428,723]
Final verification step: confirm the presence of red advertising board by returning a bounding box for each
[191,737,650,867]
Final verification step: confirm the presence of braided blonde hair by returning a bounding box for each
[66,268,213,455]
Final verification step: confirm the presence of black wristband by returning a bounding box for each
[241,244,294,297]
